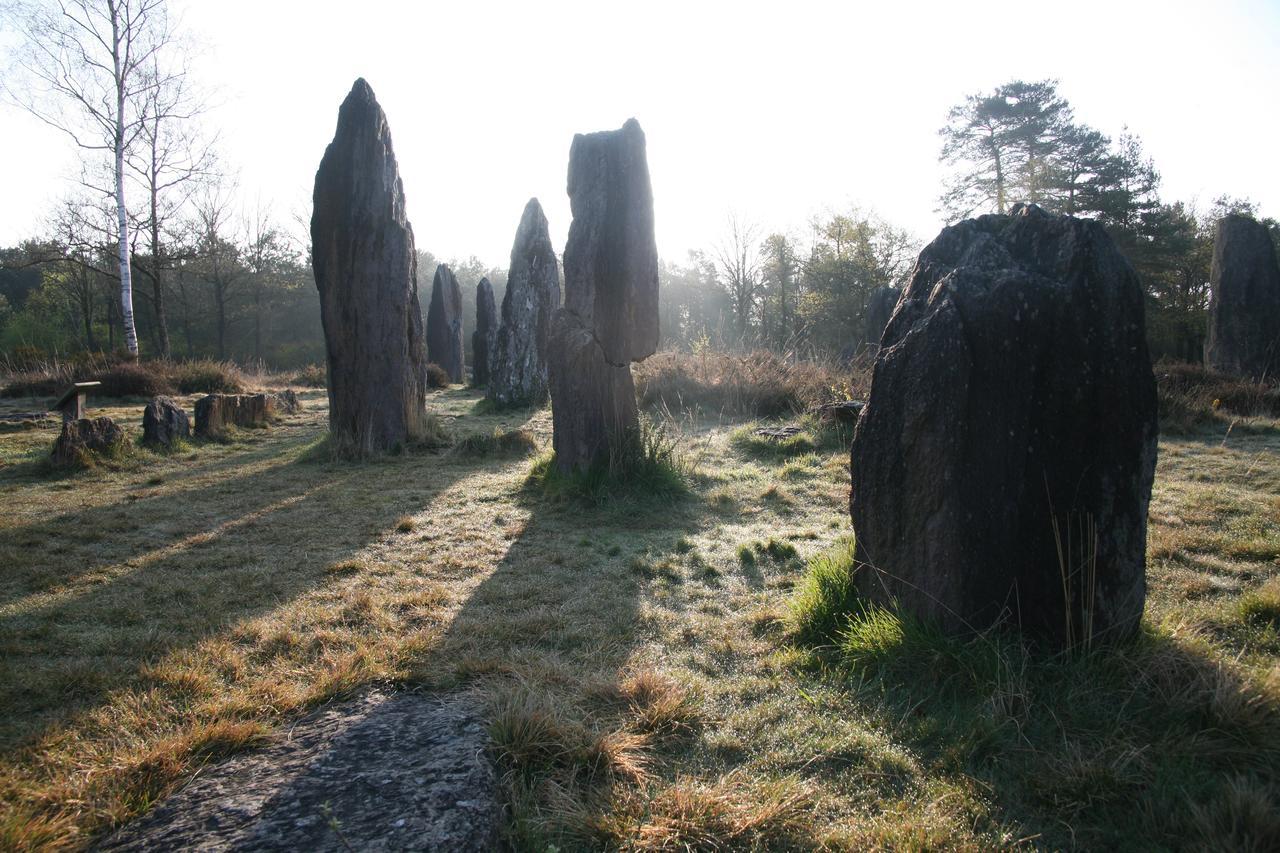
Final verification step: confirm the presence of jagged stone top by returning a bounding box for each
[312,78,406,231]
[511,198,551,264]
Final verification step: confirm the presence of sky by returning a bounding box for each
[1,0,1278,268]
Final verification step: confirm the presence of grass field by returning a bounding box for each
[0,382,1278,850]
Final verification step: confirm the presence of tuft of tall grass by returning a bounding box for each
[525,416,691,505]
[1156,360,1280,432]
[787,537,861,645]
[634,350,867,417]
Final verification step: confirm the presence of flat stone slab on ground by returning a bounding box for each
[98,691,497,852]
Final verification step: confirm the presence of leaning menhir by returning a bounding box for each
[471,277,497,386]
[311,79,427,453]
[427,264,465,384]
[548,119,659,474]
[849,204,1157,646]
[488,199,561,407]
[1204,213,1280,381]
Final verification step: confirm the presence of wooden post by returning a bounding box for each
[53,381,102,424]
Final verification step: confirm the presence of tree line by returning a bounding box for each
[0,28,1274,369]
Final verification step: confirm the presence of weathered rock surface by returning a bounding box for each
[97,691,498,852]
[1204,214,1280,380]
[489,199,562,407]
[141,396,190,447]
[271,389,302,415]
[471,278,497,387]
[195,394,275,438]
[549,119,659,473]
[849,204,1157,646]
[51,416,123,465]
[427,264,465,384]
[311,79,428,454]
[863,286,900,355]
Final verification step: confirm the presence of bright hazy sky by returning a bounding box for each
[1,0,1278,267]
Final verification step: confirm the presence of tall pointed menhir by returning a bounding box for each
[548,119,660,473]
[427,264,465,384]
[488,198,562,407]
[311,79,427,453]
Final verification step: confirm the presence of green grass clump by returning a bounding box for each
[736,544,756,566]
[757,538,798,561]
[455,428,538,458]
[730,424,816,460]
[787,537,860,645]
[1237,579,1280,628]
[523,418,689,506]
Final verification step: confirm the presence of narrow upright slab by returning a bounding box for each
[472,278,497,387]
[488,199,561,407]
[1204,214,1280,380]
[849,205,1157,646]
[548,119,659,473]
[427,264,465,384]
[863,286,900,356]
[311,78,427,453]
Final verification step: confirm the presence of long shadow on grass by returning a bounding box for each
[798,606,1280,850]
[0,439,473,753]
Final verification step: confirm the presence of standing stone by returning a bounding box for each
[427,264,465,384]
[548,119,659,473]
[471,278,497,387]
[1204,214,1280,380]
[51,416,124,466]
[849,205,1157,647]
[488,199,562,407]
[863,286,900,355]
[142,396,190,447]
[311,78,427,454]
[195,394,276,438]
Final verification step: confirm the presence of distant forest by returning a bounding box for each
[1,79,1276,368]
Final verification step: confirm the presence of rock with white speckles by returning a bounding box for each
[848,204,1157,647]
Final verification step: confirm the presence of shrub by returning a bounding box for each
[1156,361,1280,432]
[426,363,451,389]
[93,362,174,398]
[634,350,866,417]
[455,428,538,457]
[170,360,245,394]
[292,364,327,388]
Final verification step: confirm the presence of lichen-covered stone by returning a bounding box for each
[849,204,1157,646]
[195,394,275,438]
[427,264,465,384]
[488,198,561,407]
[51,416,124,466]
[1204,214,1280,380]
[311,78,428,454]
[471,278,497,387]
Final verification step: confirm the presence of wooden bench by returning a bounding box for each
[52,381,102,423]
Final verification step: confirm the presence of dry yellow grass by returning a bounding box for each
[0,375,1277,850]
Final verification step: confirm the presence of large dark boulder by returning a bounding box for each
[142,396,190,447]
[863,286,900,356]
[549,119,659,473]
[1204,214,1280,380]
[311,79,428,455]
[471,278,497,387]
[488,199,561,407]
[849,204,1157,646]
[427,264,465,384]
